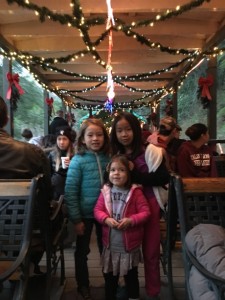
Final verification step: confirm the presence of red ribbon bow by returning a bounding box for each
[45,97,54,106]
[166,99,173,106]
[6,72,24,100]
[150,112,157,120]
[198,75,213,101]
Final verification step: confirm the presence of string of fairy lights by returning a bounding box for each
[1,0,224,112]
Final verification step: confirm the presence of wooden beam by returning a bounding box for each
[1,18,217,37]
[13,35,203,51]
[1,0,225,12]
[166,23,225,89]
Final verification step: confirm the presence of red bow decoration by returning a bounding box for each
[165,99,173,116]
[198,75,213,101]
[6,72,24,100]
[45,97,54,106]
[150,112,157,120]
[166,99,173,106]
[45,97,55,118]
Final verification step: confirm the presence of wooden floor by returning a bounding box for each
[0,233,185,300]
[60,234,185,300]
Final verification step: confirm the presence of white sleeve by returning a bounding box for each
[145,144,163,173]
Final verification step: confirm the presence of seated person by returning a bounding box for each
[21,128,44,148]
[147,116,179,172]
[0,96,51,274]
[49,110,69,135]
[42,134,57,155]
[177,123,217,177]
[49,126,75,200]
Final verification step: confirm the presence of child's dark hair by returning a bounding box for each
[107,154,132,189]
[77,118,110,155]
[110,112,143,159]
[185,123,208,141]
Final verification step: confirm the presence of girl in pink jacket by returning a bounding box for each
[94,154,150,300]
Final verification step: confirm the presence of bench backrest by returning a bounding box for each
[173,176,225,240]
[0,176,39,281]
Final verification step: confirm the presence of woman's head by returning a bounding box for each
[185,123,209,143]
[54,127,74,171]
[158,116,180,139]
[107,154,132,189]
[77,118,110,154]
[56,126,73,152]
[110,112,143,159]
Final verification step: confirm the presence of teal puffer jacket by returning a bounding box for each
[64,150,109,223]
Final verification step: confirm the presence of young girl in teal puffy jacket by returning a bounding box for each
[64,118,110,300]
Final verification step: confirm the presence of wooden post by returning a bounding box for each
[172,82,178,122]
[62,101,67,116]
[2,58,13,136]
[207,57,217,139]
[43,90,49,135]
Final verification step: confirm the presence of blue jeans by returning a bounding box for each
[75,218,102,289]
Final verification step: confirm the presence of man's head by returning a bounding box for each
[56,110,64,118]
[21,128,33,141]
[0,96,8,128]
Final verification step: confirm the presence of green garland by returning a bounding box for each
[63,90,163,108]
[4,0,213,108]
[126,0,211,28]
[5,0,211,59]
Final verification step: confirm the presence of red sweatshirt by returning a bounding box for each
[176,141,217,177]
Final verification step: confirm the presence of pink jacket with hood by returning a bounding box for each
[94,184,151,252]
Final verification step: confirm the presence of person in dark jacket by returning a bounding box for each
[0,96,52,274]
[49,126,75,200]
[0,97,51,181]
[49,110,69,135]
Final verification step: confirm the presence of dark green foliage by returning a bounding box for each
[217,50,225,139]
[176,61,208,136]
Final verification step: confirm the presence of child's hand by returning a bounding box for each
[117,218,132,230]
[74,221,85,235]
[128,160,134,170]
[105,217,119,228]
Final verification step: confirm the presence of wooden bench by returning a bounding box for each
[166,176,225,300]
[0,175,66,300]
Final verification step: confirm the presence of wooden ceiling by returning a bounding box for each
[0,0,225,108]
